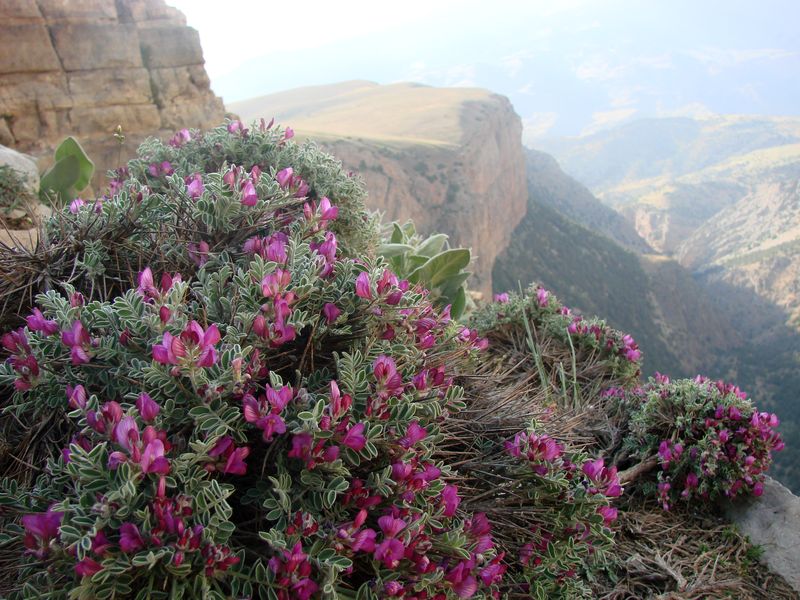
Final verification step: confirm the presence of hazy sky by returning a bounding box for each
[169,0,800,141]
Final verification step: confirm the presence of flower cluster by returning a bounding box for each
[498,428,619,598]
[620,375,784,508]
[0,121,507,599]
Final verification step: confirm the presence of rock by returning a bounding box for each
[50,23,143,71]
[0,0,225,184]
[138,26,204,68]
[0,24,62,73]
[724,476,800,593]
[0,144,39,194]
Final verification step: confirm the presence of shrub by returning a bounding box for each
[0,122,508,600]
[615,374,784,509]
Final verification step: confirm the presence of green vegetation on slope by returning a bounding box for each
[493,193,684,377]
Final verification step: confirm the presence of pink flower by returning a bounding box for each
[137,267,158,297]
[241,180,258,206]
[355,272,372,299]
[208,436,250,475]
[113,416,140,451]
[75,557,103,577]
[441,484,460,517]
[582,458,623,498]
[284,127,294,140]
[318,197,338,221]
[152,331,187,366]
[61,320,92,365]
[140,439,170,474]
[136,393,160,422]
[342,422,367,451]
[399,421,427,449]
[69,198,86,213]
[261,269,291,298]
[493,293,509,303]
[323,302,341,324]
[536,287,549,307]
[179,321,221,367]
[26,308,59,335]
[186,173,204,199]
[597,505,618,526]
[66,384,87,410]
[275,167,293,188]
[374,355,404,398]
[119,523,145,553]
[374,538,405,569]
[21,507,63,558]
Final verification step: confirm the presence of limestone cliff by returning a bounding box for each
[0,0,225,180]
[230,82,527,296]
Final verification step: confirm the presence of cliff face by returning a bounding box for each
[230,82,527,296]
[0,0,225,179]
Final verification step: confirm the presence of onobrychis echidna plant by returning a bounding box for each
[0,121,785,599]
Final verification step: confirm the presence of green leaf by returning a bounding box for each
[415,233,448,258]
[377,243,415,258]
[450,286,467,319]
[54,136,95,191]
[408,248,470,286]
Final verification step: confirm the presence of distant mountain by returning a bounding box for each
[522,150,652,253]
[494,148,738,378]
[538,115,800,253]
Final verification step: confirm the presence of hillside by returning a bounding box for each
[229,82,527,295]
[539,115,800,253]
[493,149,738,378]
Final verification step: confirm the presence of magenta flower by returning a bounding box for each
[265,236,287,263]
[262,269,291,298]
[284,127,294,140]
[241,179,258,206]
[140,439,170,474]
[137,267,158,298]
[275,167,293,188]
[168,128,191,147]
[113,416,140,451]
[152,331,186,366]
[26,308,58,336]
[374,537,405,569]
[536,287,549,307]
[323,302,341,324]
[318,197,338,221]
[69,198,86,213]
[342,422,367,451]
[399,421,427,449]
[186,173,204,199]
[441,484,460,517]
[355,272,372,299]
[66,384,87,410]
[153,322,221,369]
[208,436,250,475]
[119,523,145,553]
[374,355,404,398]
[582,458,623,498]
[136,392,160,422]
[242,394,288,442]
[21,507,63,558]
[75,557,103,577]
[61,320,92,365]
[493,293,509,304]
[597,505,618,526]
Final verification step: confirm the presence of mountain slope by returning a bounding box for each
[493,149,739,377]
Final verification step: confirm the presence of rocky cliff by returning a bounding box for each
[230,81,527,296]
[0,0,225,180]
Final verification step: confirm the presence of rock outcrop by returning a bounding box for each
[725,477,800,593]
[230,81,527,296]
[0,0,225,182]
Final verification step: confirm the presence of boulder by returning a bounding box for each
[724,476,800,593]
